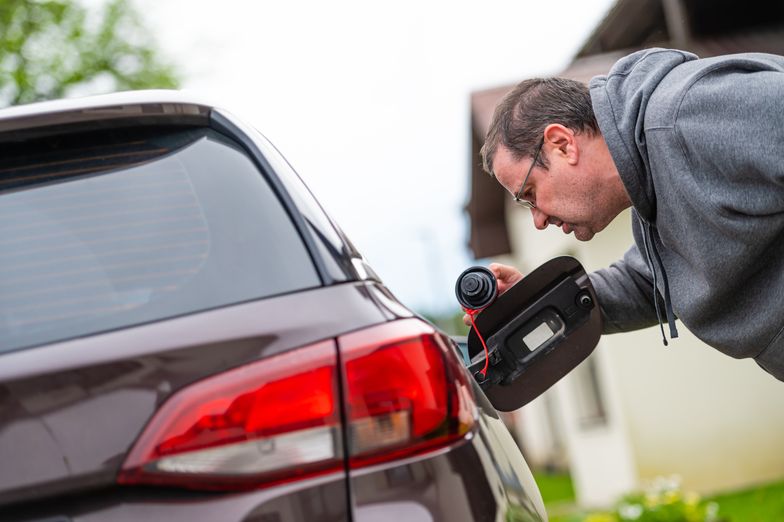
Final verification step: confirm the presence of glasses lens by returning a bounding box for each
[513,145,540,210]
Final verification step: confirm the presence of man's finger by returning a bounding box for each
[488,263,523,293]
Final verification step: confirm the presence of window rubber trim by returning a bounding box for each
[208,109,334,286]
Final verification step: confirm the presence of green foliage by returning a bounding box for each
[551,476,784,522]
[584,476,724,522]
[0,0,179,107]
[421,309,470,337]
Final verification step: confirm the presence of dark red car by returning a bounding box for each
[0,92,547,521]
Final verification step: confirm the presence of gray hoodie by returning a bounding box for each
[587,48,784,380]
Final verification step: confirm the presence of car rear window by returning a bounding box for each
[0,126,320,353]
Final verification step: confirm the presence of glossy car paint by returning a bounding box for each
[0,92,546,522]
[0,282,389,503]
[350,384,546,522]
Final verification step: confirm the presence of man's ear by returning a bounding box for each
[543,124,578,165]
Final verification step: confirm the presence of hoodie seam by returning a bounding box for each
[647,126,693,186]
[669,73,734,220]
[759,324,784,359]
[646,61,722,177]
[672,64,739,125]
[595,49,694,222]
[671,58,782,127]
[599,84,639,179]
[596,82,648,214]
[657,125,710,221]
[598,302,625,334]
[602,49,694,81]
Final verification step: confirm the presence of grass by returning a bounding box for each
[535,471,576,505]
[534,472,784,522]
[706,479,784,521]
[534,471,580,521]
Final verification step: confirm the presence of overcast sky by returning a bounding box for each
[135,0,615,315]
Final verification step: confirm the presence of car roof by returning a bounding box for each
[0,89,214,137]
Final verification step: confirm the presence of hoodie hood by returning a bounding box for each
[589,49,697,222]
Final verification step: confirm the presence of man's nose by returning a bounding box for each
[531,208,549,230]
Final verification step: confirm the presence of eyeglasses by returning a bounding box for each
[513,139,543,209]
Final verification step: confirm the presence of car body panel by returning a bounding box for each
[0,91,548,522]
[0,281,388,506]
[351,382,546,522]
[2,473,350,522]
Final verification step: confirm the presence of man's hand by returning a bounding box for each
[489,262,524,294]
[462,263,524,325]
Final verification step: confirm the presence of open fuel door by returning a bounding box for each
[466,257,602,412]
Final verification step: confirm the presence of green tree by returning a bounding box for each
[421,309,470,337]
[0,0,179,107]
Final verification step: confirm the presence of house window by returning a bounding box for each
[572,355,608,429]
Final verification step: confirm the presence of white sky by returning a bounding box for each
[135,0,615,314]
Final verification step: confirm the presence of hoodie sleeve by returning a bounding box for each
[589,242,660,334]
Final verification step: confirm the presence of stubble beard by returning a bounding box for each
[573,226,596,241]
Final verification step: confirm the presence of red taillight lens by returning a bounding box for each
[118,340,341,490]
[118,320,476,491]
[339,319,476,468]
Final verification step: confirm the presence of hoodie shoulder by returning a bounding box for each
[590,48,697,87]
[646,52,784,128]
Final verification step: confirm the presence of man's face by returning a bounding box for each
[492,139,622,241]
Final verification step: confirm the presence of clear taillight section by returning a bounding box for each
[340,320,476,468]
[118,319,475,491]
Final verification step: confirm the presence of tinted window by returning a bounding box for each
[252,130,355,282]
[0,127,320,353]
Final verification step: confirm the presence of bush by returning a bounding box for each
[584,476,725,522]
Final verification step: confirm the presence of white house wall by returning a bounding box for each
[505,205,639,506]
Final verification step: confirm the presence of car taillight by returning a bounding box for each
[118,340,341,490]
[118,319,475,491]
[339,319,476,468]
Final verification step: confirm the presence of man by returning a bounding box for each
[478,48,784,380]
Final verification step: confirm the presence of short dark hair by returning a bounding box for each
[481,77,599,175]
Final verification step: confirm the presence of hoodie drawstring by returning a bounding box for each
[641,220,679,346]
